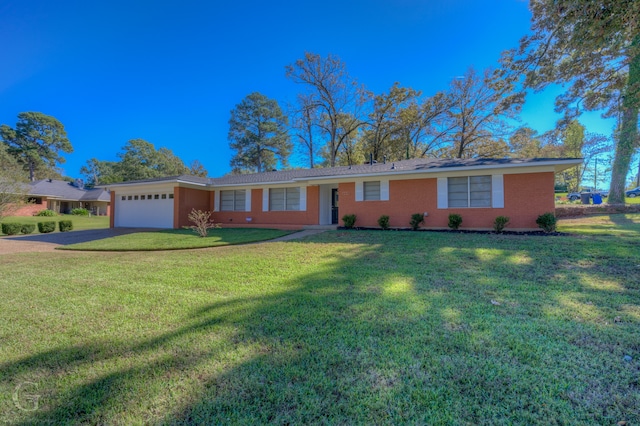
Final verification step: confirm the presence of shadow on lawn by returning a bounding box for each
[2,228,152,245]
[1,232,639,424]
[608,213,640,230]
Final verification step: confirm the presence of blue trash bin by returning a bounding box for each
[592,193,602,205]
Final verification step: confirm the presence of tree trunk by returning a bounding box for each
[608,35,640,204]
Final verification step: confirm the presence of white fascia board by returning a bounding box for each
[175,180,209,187]
[100,179,208,191]
[106,182,178,194]
[212,180,297,188]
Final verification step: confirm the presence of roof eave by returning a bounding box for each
[289,158,584,183]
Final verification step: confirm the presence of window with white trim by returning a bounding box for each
[270,187,301,211]
[363,181,381,201]
[448,176,492,208]
[220,190,246,211]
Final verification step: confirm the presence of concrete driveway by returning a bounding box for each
[0,228,151,254]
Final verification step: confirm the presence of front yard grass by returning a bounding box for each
[1,215,639,424]
[0,215,109,234]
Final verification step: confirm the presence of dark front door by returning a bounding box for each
[331,188,339,224]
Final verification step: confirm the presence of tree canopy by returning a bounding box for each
[80,139,208,185]
[286,52,369,167]
[228,92,291,174]
[1,112,73,181]
[501,0,640,202]
[0,143,29,218]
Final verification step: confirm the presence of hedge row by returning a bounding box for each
[1,221,73,235]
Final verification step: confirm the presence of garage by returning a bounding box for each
[114,191,174,228]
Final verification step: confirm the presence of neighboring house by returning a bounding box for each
[11,179,111,216]
[102,157,582,230]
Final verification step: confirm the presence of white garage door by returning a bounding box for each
[115,193,174,228]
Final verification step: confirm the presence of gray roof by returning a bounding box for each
[29,179,111,202]
[103,157,582,188]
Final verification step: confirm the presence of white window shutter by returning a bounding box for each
[492,175,504,208]
[437,178,448,209]
[244,189,251,211]
[214,190,220,211]
[262,188,269,211]
[355,181,363,202]
[380,179,389,201]
[300,186,307,211]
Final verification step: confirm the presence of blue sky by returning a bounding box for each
[0,0,619,179]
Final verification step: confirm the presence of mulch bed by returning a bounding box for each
[555,204,640,218]
[337,227,568,236]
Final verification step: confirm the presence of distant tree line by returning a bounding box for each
[0,112,209,188]
[79,139,208,186]
[228,54,615,192]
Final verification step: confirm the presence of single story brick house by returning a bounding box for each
[11,179,111,216]
[102,157,580,230]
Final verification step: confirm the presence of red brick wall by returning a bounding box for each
[174,187,213,228]
[338,172,555,230]
[212,186,320,227]
[7,197,49,216]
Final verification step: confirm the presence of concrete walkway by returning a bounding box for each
[0,228,327,255]
[267,229,327,242]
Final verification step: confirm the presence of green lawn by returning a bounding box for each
[0,214,109,234]
[1,215,639,424]
[59,228,294,251]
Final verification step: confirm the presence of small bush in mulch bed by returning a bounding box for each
[71,208,89,216]
[448,213,463,230]
[38,221,56,234]
[378,215,390,230]
[35,209,57,217]
[59,220,74,232]
[536,212,557,233]
[410,213,425,230]
[493,216,510,234]
[20,224,36,234]
[342,214,357,229]
[1,223,22,235]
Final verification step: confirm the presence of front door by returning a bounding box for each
[331,188,339,224]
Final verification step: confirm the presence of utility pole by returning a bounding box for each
[594,157,597,189]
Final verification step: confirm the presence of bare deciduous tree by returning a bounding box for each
[286,52,369,167]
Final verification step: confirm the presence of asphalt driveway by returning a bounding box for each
[0,228,326,254]
[0,228,152,254]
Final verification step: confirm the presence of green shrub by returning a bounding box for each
[1,223,22,235]
[20,224,36,235]
[448,213,463,230]
[38,221,56,233]
[409,213,424,230]
[71,208,89,216]
[493,216,510,233]
[59,220,74,232]
[536,212,557,233]
[35,209,57,217]
[377,215,390,230]
[342,214,357,229]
